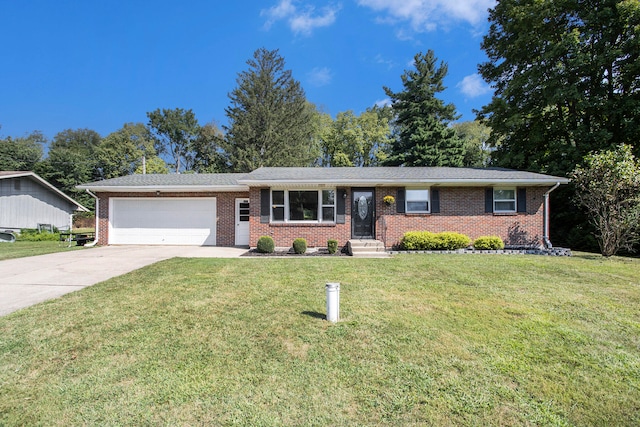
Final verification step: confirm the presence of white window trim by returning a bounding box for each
[271,189,336,223]
[405,188,431,214]
[493,187,517,213]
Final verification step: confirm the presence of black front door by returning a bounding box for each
[351,188,375,239]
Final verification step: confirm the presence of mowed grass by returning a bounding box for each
[0,240,88,261]
[1,254,639,426]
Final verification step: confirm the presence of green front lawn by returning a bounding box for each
[0,240,89,261]
[1,255,638,425]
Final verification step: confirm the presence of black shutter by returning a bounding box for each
[431,188,440,213]
[336,189,346,224]
[485,188,494,213]
[396,188,405,213]
[517,188,527,213]
[260,189,270,223]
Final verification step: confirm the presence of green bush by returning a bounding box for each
[473,236,505,250]
[400,231,470,250]
[293,238,307,254]
[17,229,60,242]
[256,236,275,253]
[435,232,471,250]
[327,239,338,254]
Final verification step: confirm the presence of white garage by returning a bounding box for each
[109,197,216,245]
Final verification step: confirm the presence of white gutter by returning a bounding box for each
[84,189,100,247]
[76,185,249,193]
[543,182,561,249]
[238,179,570,187]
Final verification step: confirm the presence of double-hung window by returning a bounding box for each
[405,189,430,213]
[271,189,336,222]
[493,188,516,213]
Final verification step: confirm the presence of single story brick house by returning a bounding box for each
[77,167,569,249]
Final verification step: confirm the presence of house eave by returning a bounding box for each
[76,185,250,193]
[238,178,570,187]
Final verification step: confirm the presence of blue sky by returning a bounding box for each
[1,0,495,142]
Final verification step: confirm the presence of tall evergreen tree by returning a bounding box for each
[478,0,640,175]
[221,48,318,172]
[383,50,464,167]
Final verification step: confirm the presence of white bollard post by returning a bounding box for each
[326,282,340,323]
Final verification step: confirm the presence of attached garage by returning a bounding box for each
[109,197,216,245]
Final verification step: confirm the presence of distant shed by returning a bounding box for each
[0,171,88,232]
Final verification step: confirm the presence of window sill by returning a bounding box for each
[493,212,519,216]
[269,222,336,227]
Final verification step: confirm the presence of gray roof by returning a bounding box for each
[77,173,249,192]
[77,167,569,192]
[239,167,569,186]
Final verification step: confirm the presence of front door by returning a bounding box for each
[235,198,250,246]
[351,188,375,239]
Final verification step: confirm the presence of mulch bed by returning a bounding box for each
[242,248,349,257]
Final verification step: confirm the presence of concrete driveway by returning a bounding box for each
[0,245,247,317]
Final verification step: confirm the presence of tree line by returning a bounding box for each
[0,47,490,209]
[1,0,639,255]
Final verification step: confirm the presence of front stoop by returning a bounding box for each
[347,239,390,258]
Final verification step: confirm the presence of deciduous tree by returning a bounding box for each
[571,144,640,256]
[97,123,162,178]
[451,121,493,167]
[36,128,102,209]
[0,131,46,171]
[147,108,200,173]
[478,0,640,175]
[318,107,392,167]
[383,50,465,167]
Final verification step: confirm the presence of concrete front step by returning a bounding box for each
[347,239,390,258]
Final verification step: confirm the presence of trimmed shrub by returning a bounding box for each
[17,229,59,242]
[293,238,307,254]
[435,232,471,250]
[327,239,338,254]
[256,235,275,253]
[400,231,470,250]
[473,236,505,250]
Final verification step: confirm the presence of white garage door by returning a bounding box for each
[109,198,216,245]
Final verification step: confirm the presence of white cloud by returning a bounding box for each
[307,67,333,86]
[456,74,492,98]
[375,98,392,108]
[357,0,494,32]
[261,1,341,36]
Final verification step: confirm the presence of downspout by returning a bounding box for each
[543,182,561,249]
[84,189,100,247]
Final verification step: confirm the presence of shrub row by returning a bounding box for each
[17,229,60,242]
[401,231,471,251]
[401,231,505,251]
[256,236,340,254]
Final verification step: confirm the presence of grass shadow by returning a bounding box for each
[301,311,326,320]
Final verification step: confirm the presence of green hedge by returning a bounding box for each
[327,239,338,254]
[473,236,505,250]
[400,231,471,251]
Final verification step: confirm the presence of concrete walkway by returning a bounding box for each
[0,245,247,317]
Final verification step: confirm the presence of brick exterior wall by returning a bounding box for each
[250,186,551,249]
[95,191,249,246]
